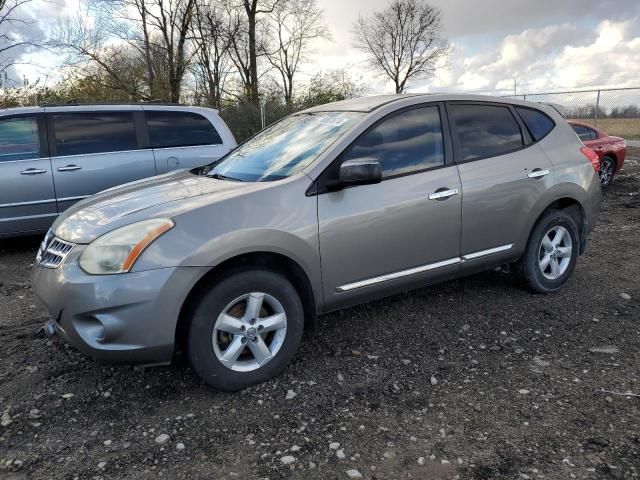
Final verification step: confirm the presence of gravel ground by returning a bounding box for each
[1,151,639,480]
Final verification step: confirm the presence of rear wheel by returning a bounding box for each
[599,156,616,187]
[517,210,580,293]
[187,269,304,391]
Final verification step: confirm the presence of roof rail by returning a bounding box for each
[39,101,186,107]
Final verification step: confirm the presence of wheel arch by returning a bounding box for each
[174,251,319,356]
[602,151,618,165]
[527,196,587,256]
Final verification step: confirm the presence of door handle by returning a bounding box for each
[57,165,82,172]
[528,168,550,179]
[429,188,459,201]
[20,168,47,175]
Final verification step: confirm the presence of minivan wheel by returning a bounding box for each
[517,210,579,293]
[187,269,304,391]
[598,156,616,187]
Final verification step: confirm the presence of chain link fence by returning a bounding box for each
[2,85,640,142]
[505,87,640,141]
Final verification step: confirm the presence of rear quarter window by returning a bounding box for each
[516,107,555,141]
[449,104,523,161]
[146,111,223,148]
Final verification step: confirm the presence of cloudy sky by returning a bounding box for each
[8,0,640,96]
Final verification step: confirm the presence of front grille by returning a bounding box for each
[36,231,76,269]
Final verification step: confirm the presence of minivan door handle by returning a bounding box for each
[528,168,550,179]
[428,188,459,201]
[20,168,47,175]
[57,164,82,172]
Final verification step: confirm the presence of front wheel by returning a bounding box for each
[598,156,616,187]
[516,210,580,293]
[187,269,304,391]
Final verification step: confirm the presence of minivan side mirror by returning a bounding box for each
[336,158,382,188]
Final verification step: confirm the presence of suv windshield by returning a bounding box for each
[206,111,363,181]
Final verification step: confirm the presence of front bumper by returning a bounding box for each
[31,247,208,366]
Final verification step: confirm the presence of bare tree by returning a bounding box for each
[0,0,37,79]
[49,11,151,99]
[223,1,252,98]
[53,0,197,102]
[353,0,448,94]
[240,0,280,102]
[262,0,329,109]
[192,0,233,108]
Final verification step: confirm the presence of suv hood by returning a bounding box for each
[54,170,264,243]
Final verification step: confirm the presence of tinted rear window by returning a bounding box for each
[449,104,523,161]
[516,107,555,141]
[342,105,444,178]
[572,125,596,141]
[52,112,138,156]
[146,111,222,148]
[0,116,40,161]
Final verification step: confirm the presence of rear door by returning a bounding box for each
[317,104,462,310]
[144,109,228,173]
[46,109,157,211]
[448,102,555,269]
[0,113,58,236]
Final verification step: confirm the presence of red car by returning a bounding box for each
[569,121,626,186]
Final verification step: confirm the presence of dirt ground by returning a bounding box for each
[1,151,639,480]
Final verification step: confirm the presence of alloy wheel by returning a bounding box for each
[599,159,615,186]
[212,292,287,372]
[538,226,572,280]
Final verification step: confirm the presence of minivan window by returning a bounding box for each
[52,112,138,157]
[341,106,444,178]
[516,107,555,141]
[0,116,40,161]
[208,112,363,182]
[450,104,523,161]
[147,111,222,148]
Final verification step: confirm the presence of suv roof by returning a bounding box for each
[302,93,553,113]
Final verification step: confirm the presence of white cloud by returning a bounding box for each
[412,18,640,95]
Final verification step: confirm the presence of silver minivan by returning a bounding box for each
[0,104,236,237]
[32,94,601,391]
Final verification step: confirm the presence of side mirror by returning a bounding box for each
[337,158,382,188]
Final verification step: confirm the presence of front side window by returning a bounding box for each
[516,107,555,141]
[341,106,445,178]
[0,116,40,161]
[207,111,363,182]
[450,104,523,161]
[147,111,222,148]
[572,125,596,141]
[52,112,138,157]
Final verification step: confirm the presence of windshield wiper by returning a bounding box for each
[208,172,244,182]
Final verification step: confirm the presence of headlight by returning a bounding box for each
[79,218,174,275]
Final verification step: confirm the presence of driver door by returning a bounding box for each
[316,104,462,310]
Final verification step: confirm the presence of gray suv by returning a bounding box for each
[0,104,236,237]
[31,94,601,391]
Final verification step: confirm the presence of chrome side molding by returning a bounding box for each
[336,244,514,292]
[462,244,514,261]
[336,257,460,292]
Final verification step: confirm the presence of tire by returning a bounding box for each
[599,156,616,187]
[516,209,580,293]
[187,269,304,391]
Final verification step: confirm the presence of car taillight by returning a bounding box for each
[581,146,600,172]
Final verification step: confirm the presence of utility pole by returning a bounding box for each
[514,78,517,97]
